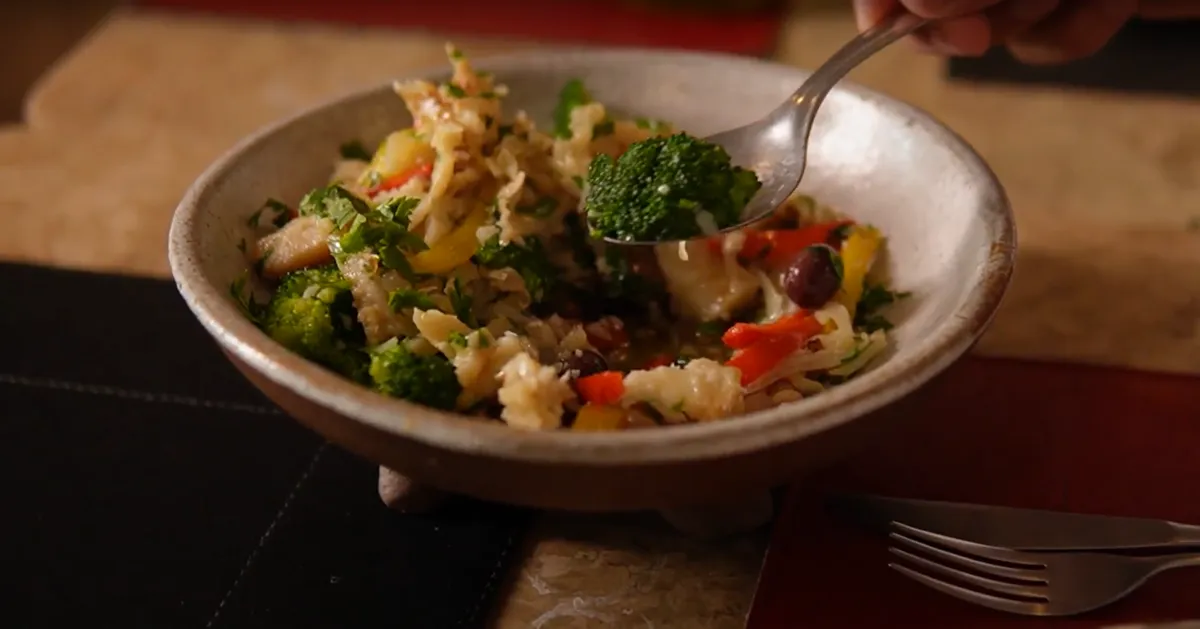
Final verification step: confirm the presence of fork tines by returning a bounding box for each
[887,521,1051,615]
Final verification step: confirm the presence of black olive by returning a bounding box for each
[557,349,609,379]
[783,244,842,308]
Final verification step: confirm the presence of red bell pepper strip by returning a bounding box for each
[366,162,433,196]
[574,371,626,406]
[707,220,854,268]
[726,335,803,387]
[722,311,822,350]
[643,354,674,369]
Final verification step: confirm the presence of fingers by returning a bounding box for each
[986,0,1060,41]
[912,15,995,56]
[854,0,1001,56]
[1005,0,1137,64]
[1138,0,1200,19]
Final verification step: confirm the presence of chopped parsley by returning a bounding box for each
[695,319,732,338]
[515,196,558,219]
[388,288,438,312]
[229,272,266,325]
[338,140,373,162]
[447,276,477,327]
[298,185,370,229]
[447,331,469,348]
[473,235,560,302]
[854,283,911,333]
[247,198,291,228]
[449,46,464,60]
[552,78,591,139]
[445,83,467,98]
[634,117,670,133]
[592,120,615,137]
[330,194,428,282]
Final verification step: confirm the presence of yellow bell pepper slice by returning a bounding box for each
[357,129,435,187]
[571,404,630,432]
[834,224,882,319]
[409,207,490,275]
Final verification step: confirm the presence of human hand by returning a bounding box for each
[852,0,1142,64]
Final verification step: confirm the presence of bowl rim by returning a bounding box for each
[168,45,1016,466]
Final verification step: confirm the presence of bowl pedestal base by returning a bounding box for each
[376,466,777,537]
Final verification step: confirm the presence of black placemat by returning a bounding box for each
[947,18,1200,97]
[0,262,531,629]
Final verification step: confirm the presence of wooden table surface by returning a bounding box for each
[2,5,1198,627]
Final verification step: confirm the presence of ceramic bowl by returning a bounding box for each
[168,48,1015,511]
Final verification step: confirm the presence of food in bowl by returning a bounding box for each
[230,44,909,432]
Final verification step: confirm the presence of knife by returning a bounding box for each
[825,492,1200,551]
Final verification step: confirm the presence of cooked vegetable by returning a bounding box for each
[357,129,435,190]
[854,283,910,332]
[584,132,762,242]
[339,140,373,162]
[253,216,335,279]
[474,234,560,302]
[833,225,883,319]
[261,265,369,383]
[722,311,822,349]
[715,220,852,268]
[726,335,803,387]
[368,339,461,410]
[599,247,667,312]
[782,244,843,308]
[409,206,490,275]
[235,45,904,430]
[575,371,625,406]
[553,79,592,139]
[572,404,629,432]
[368,163,433,197]
[557,349,609,379]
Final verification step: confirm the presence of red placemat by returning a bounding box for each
[132,0,786,56]
[749,356,1200,628]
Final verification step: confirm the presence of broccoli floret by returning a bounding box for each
[368,340,461,410]
[473,234,560,302]
[262,265,369,383]
[584,132,762,242]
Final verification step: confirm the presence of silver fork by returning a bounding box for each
[888,521,1200,616]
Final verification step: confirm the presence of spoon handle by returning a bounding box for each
[787,11,929,111]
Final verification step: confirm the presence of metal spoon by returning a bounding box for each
[599,10,929,246]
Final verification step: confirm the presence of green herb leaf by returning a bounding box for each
[248,198,292,228]
[592,120,615,137]
[449,46,464,60]
[252,247,273,276]
[473,234,560,303]
[552,78,592,139]
[696,319,732,338]
[388,288,438,312]
[634,117,669,133]
[447,276,476,328]
[447,331,469,348]
[298,185,370,229]
[339,140,373,162]
[229,272,267,325]
[853,283,911,333]
[445,83,467,98]
[515,197,558,219]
